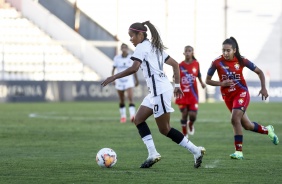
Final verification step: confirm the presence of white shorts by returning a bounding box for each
[141,89,174,118]
[115,77,135,91]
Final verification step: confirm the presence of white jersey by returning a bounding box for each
[113,54,135,90]
[131,39,173,96]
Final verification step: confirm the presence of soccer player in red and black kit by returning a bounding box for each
[175,46,206,137]
[206,37,279,159]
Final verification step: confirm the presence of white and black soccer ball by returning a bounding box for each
[96,148,117,168]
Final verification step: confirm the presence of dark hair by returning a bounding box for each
[129,21,166,53]
[222,37,243,65]
[121,43,128,49]
[184,45,197,60]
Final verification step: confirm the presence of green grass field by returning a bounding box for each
[0,102,281,184]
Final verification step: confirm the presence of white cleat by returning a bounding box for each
[194,146,206,168]
[140,153,161,168]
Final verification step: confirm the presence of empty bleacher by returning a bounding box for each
[0,2,100,81]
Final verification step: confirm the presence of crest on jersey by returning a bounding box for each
[192,67,197,73]
[234,63,240,70]
[238,98,244,104]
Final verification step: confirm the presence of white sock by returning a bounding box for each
[142,135,158,157]
[119,107,126,118]
[129,105,136,117]
[179,136,199,156]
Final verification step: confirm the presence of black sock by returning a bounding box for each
[136,122,151,138]
[167,128,184,144]
[180,119,186,125]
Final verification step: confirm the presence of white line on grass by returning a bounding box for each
[28,112,226,123]
[204,159,220,168]
[28,113,116,121]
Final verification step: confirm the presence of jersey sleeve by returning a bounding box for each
[162,51,170,63]
[243,58,256,71]
[207,61,217,76]
[130,44,144,63]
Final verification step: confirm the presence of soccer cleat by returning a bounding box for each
[140,154,161,168]
[188,121,195,135]
[194,146,205,168]
[120,117,126,123]
[266,125,279,145]
[230,151,244,160]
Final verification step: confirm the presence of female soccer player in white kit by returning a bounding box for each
[112,43,139,123]
[102,21,205,168]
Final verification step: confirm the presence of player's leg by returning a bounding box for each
[230,108,244,159]
[187,103,198,135]
[117,90,126,123]
[187,111,197,135]
[135,95,160,168]
[126,87,136,122]
[241,113,279,145]
[154,90,205,168]
[223,96,244,159]
[179,105,188,137]
[240,92,279,145]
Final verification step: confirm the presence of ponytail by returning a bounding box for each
[129,21,166,53]
[223,37,243,65]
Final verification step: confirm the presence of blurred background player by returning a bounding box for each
[175,46,206,137]
[102,21,205,168]
[112,43,139,123]
[206,37,279,160]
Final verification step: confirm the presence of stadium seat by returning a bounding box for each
[0,3,100,81]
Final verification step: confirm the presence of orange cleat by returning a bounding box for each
[120,117,126,123]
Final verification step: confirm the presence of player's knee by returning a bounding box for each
[158,126,170,135]
[189,115,196,122]
[133,116,143,125]
[231,116,240,125]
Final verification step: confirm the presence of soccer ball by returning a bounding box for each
[96,148,117,168]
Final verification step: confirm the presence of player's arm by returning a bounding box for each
[206,75,221,86]
[134,72,139,87]
[244,58,268,100]
[253,67,268,100]
[206,75,233,87]
[205,61,232,87]
[165,57,183,98]
[101,61,140,87]
[111,67,116,85]
[198,77,206,89]
[111,67,116,76]
[197,70,206,88]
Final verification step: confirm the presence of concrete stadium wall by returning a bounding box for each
[0,81,281,102]
[38,0,117,59]
[6,0,114,79]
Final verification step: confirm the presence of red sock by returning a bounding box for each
[253,122,268,134]
[182,125,187,135]
[234,135,243,151]
[180,120,187,135]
